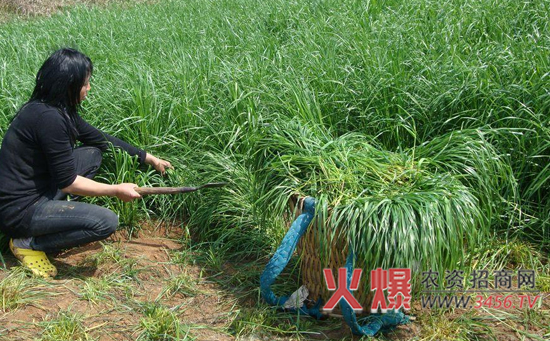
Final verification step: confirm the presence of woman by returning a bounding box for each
[0,48,172,278]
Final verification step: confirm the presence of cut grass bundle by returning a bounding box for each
[259,120,512,299]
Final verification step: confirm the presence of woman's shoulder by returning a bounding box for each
[18,101,64,121]
[14,102,71,135]
[22,100,60,113]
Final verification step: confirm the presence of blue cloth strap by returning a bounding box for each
[260,196,410,335]
[259,197,323,318]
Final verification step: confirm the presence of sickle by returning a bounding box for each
[134,182,227,195]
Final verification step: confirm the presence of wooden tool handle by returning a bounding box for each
[134,187,196,195]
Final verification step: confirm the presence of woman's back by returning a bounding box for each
[0,101,75,234]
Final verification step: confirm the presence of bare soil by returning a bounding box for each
[0,225,236,341]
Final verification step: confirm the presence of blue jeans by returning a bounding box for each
[21,147,119,253]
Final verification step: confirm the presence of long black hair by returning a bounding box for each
[29,48,93,142]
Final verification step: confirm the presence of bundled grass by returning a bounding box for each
[414,129,517,229]
[255,120,515,283]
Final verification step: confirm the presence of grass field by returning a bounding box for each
[0,0,549,340]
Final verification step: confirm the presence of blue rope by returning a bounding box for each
[340,251,410,336]
[260,196,410,335]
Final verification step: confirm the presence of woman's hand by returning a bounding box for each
[115,183,142,202]
[145,153,173,175]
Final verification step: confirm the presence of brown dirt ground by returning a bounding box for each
[0,225,236,341]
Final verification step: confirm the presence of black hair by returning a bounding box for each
[29,48,93,142]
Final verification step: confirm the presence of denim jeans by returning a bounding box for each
[20,147,119,253]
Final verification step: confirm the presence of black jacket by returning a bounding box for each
[0,101,146,236]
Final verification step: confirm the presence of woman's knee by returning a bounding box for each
[84,146,103,169]
[95,208,118,238]
[73,146,103,177]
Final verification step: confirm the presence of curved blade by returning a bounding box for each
[196,182,229,189]
[135,182,228,195]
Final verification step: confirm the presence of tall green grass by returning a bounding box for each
[0,0,548,291]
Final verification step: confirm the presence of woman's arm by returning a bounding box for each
[75,116,147,163]
[61,175,141,202]
[76,116,173,174]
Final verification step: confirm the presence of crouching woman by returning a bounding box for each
[0,48,171,278]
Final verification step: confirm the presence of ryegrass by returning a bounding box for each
[0,268,49,312]
[0,0,549,338]
[38,309,92,341]
[0,0,547,235]
[76,274,135,304]
[136,303,194,341]
[256,121,514,290]
[158,269,199,299]
[81,242,125,266]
